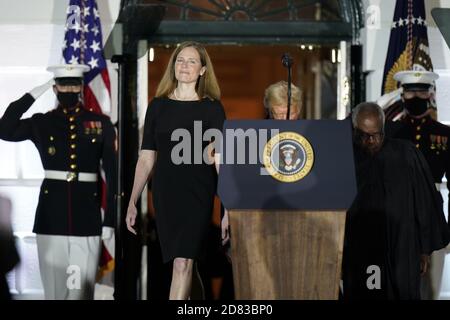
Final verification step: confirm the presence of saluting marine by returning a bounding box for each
[0,64,117,300]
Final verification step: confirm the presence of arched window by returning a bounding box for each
[122,0,364,44]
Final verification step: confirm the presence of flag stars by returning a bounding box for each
[68,55,79,64]
[91,25,100,36]
[393,16,427,28]
[90,40,101,53]
[82,24,90,33]
[71,22,82,33]
[93,8,100,19]
[70,39,81,50]
[63,3,106,74]
[80,39,87,50]
[88,57,99,69]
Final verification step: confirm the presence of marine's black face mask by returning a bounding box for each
[57,92,80,109]
[404,97,429,116]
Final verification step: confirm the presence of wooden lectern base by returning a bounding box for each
[229,210,346,300]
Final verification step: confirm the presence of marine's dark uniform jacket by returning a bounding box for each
[388,113,450,215]
[0,93,117,236]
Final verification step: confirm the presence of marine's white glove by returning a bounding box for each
[102,226,115,240]
[29,79,55,100]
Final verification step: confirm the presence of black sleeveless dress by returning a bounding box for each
[141,97,226,263]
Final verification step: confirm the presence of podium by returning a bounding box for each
[217,120,357,299]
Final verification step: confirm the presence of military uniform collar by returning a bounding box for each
[56,104,84,118]
[405,114,431,125]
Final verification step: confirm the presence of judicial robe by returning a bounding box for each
[343,138,450,300]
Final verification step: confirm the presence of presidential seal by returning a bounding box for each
[263,132,314,183]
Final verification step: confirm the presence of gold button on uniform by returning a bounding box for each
[69,116,75,122]
[70,134,77,139]
[44,189,48,194]
[70,164,77,170]
[416,144,420,148]
[70,154,76,160]
[71,144,76,149]
[416,135,421,140]
[91,138,97,143]
[48,146,56,155]
[416,126,421,131]
[49,136,54,141]
[70,124,76,130]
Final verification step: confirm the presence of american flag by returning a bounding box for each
[381,0,434,120]
[63,0,112,115]
[62,0,115,285]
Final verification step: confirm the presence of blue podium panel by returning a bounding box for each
[217,120,357,210]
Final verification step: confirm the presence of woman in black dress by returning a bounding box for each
[125,41,226,300]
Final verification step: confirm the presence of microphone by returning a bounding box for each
[281,53,293,120]
[282,53,293,68]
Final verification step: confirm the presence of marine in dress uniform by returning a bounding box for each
[387,70,450,300]
[388,71,450,217]
[0,64,117,299]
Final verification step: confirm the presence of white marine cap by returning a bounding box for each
[47,64,90,79]
[393,70,439,91]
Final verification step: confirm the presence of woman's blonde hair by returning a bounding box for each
[263,81,302,114]
[155,41,221,100]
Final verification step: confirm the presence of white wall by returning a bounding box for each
[0,0,121,298]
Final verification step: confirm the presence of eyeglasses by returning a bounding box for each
[403,91,432,99]
[354,128,384,142]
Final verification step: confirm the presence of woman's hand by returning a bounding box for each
[126,202,138,235]
[125,150,157,236]
[221,208,230,246]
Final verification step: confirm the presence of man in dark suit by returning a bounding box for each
[0,64,117,299]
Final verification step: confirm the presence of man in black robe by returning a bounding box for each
[343,102,450,300]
